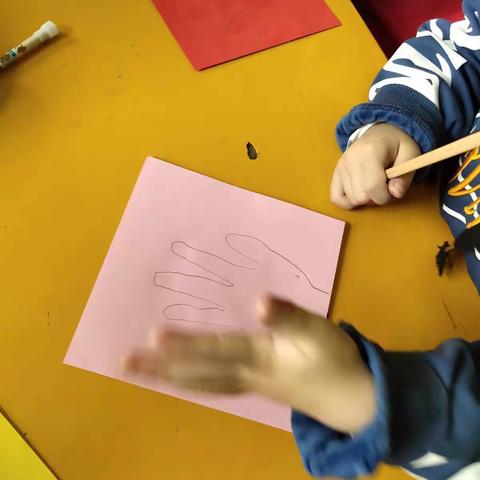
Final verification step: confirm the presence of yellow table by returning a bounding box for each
[0,1,478,479]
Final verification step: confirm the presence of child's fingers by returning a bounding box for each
[125,348,249,393]
[161,359,247,393]
[338,169,360,206]
[257,295,318,334]
[151,329,255,364]
[387,130,419,198]
[257,295,296,325]
[345,150,391,206]
[388,163,415,199]
[360,165,391,206]
[330,169,354,209]
[346,158,372,206]
[169,374,248,394]
[123,350,166,377]
[388,176,412,199]
[338,155,392,208]
[129,328,277,395]
[350,169,373,206]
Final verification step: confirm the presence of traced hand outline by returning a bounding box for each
[153,233,328,328]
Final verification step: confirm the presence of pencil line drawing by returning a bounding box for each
[153,233,329,327]
[162,305,233,328]
[172,238,257,282]
[226,234,328,295]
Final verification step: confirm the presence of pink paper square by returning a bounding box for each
[65,157,344,430]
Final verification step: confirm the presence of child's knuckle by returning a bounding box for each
[364,180,379,194]
[330,191,341,204]
[356,193,370,204]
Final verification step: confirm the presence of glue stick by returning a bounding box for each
[0,21,59,69]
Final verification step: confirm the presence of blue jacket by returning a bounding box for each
[293,2,480,478]
[293,325,480,479]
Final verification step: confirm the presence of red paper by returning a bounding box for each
[152,0,341,70]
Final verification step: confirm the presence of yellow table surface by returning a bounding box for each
[0,1,478,479]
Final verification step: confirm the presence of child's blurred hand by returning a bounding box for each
[125,296,375,435]
[330,123,421,209]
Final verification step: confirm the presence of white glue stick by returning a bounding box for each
[0,21,59,69]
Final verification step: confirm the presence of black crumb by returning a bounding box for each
[246,142,258,160]
[436,241,453,276]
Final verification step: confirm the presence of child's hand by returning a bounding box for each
[330,123,421,209]
[124,296,375,435]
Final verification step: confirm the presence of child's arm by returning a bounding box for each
[332,0,480,209]
[293,325,480,480]
[125,296,480,480]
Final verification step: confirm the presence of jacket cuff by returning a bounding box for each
[291,324,391,478]
[291,324,451,477]
[336,85,447,153]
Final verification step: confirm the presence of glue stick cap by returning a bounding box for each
[36,21,59,42]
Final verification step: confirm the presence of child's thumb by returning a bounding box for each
[387,135,421,199]
[388,173,414,199]
[387,153,417,199]
[257,295,304,328]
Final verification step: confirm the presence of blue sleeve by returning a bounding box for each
[336,0,480,154]
[292,324,480,480]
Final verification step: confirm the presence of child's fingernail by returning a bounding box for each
[256,298,267,318]
[390,181,405,199]
[121,355,135,371]
[148,329,159,347]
